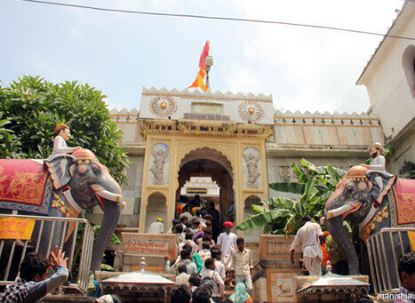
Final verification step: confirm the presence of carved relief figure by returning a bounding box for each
[276,278,294,297]
[243,148,261,186]
[150,143,169,184]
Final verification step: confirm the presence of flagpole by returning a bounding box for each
[205,55,213,90]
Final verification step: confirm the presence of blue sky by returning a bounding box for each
[0,0,404,113]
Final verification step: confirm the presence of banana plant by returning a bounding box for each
[237,159,345,234]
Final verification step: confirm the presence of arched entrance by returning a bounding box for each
[177,148,235,230]
[178,160,233,226]
[139,132,270,234]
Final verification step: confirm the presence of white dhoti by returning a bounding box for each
[303,255,322,276]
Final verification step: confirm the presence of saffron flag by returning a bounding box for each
[189,41,210,91]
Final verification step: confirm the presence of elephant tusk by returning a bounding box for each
[91,184,122,203]
[327,202,361,219]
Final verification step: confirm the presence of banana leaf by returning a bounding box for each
[236,209,291,231]
[269,182,305,194]
[251,204,266,213]
[291,162,308,183]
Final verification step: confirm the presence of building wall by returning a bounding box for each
[357,3,415,173]
[107,106,383,227]
[358,3,415,138]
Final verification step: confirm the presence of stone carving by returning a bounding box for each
[279,166,291,181]
[243,147,261,187]
[150,96,177,117]
[150,143,169,184]
[238,101,265,122]
[276,278,294,297]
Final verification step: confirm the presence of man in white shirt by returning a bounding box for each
[217,221,237,286]
[147,217,165,233]
[367,142,387,191]
[51,123,80,156]
[175,264,190,286]
[200,258,224,302]
[290,216,323,276]
[211,249,226,282]
[231,237,254,294]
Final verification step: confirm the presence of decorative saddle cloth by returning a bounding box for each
[393,178,415,225]
[0,159,48,206]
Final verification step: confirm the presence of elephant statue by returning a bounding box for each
[0,148,123,272]
[324,164,403,275]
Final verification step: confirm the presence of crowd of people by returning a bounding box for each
[167,213,253,303]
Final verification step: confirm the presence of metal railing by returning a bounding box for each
[0,214,94,292]
[367,227,415,294]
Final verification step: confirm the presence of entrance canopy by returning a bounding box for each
[180,176,220,198]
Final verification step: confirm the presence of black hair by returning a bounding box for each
[19,252,50,282]
[236,237,245,245]
[204,257,215,269]
[180,216,188,222]
[175,224,184,234]
[201,233,211,241]
[188,273,201,287]
[192,284,212,303]
[202,242,210,250]
[178,264,187,274]
[180,248,192,260]
[398,252,415,275]
[301,215,311,222]
[171,285,191,303]
[185,231,194,240]
[182,243,192,251]
[172,218,180,225]
[211,249,221,260]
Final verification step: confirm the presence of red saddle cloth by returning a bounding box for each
[393,178,415,225]
[0,159,48,206]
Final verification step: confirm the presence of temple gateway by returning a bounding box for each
[100,88,383,237]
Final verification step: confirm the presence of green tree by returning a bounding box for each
[0,76,129,184]
[237,159,345,234]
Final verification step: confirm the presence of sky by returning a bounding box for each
[0,0,405,113]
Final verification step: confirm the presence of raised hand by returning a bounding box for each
[49,246,68,268]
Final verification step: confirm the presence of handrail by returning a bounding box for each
[367,227,415,294]
[0,214,93,292]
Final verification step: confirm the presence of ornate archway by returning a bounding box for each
[138,122,271,234]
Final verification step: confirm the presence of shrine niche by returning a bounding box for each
[242,147,262,188]
[149,143,169,185]
[145,192,167,232]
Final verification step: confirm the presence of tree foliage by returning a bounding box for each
[237,159,345,234]
[0,76,129,184]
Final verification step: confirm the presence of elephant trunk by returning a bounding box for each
[327,215,359,275]
[90,198,122,272]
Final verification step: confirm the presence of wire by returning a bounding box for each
[16,0,415,41]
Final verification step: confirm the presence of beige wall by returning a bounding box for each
[358,4,415,138]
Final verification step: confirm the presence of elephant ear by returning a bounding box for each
[45,155,75,190]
